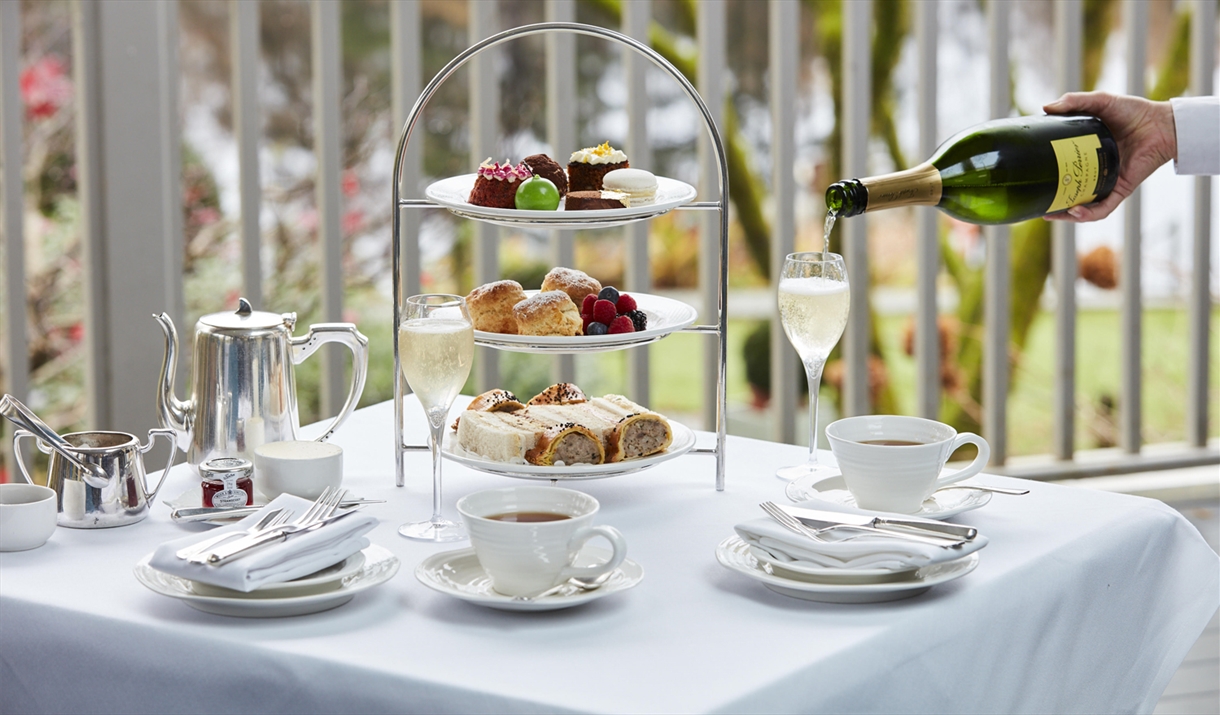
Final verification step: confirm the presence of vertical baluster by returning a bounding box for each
[841,0,871,417]
[1052,0,1081,461]
[0,0,27,475]
[470,1,500,391]
[769,0,798,445]
[983,0,1010,465]
[915,0,940,422]
[311,0,345,417]
[1120,0,1147,454]
[1187,0,1215,447]
[696,0,725,431]
[624,0,651,402]
[232,0,262,305]
[546,0,576,384]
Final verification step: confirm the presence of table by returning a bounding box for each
[2,399,1217,714]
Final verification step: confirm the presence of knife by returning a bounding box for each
[779,504,978,541]
[193,508,367,566]
[171,499,383,524]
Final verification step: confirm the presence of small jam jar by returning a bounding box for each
[200,457,254,508]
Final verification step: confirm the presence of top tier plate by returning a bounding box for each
[425,174,698,229]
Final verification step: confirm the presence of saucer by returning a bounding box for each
[134,545,398,617]
[717,536,978,603]
[415,545,643,611]
[188,551,366,598]
[784,474,991,520]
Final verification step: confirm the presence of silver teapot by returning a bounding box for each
[154,298,369,468]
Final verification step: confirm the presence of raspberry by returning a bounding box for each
[581,312,593,333]
[615,293,637,313]
[625,309,647,331]
[608,315,635,334]
[598,286,620,303]
[586,321,609,336]
[592,299,617,325]
[581,293,597,314]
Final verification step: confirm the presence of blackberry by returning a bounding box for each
[625,309,647,331]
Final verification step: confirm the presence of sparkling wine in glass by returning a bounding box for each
[776,252,850,481]
[398,294,474,542]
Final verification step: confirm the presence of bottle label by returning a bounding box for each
[212,473,247,508]
[1048,134,1102,213]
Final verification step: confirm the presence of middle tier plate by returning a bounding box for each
[472,291,698,354]
[441,419,696,480]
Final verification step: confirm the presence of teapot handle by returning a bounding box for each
[289,323,370,442]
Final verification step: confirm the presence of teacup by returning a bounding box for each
[456,486,627,597]
[825,415,990,513]
[0,483,58,551]
[254,440,343,500]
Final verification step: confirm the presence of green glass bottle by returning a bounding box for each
[825,115,1120,224]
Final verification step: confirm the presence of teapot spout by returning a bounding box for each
[153,313,192,451]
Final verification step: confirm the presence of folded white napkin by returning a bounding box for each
[150,494,377,593]
[735,502,987,572]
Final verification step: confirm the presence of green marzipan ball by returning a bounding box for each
[515,176,560,211]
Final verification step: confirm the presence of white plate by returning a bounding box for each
[134,545,399,617]
[744,545,917,585]
[473,291,698,354]
[785,474,992,521]
[441,419,696,480]
[415,545,643,611]
[188,551,367,599]
[425,174,698,230]
[165,484,268,515]
[717,536,978,604]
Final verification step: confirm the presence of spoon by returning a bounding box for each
[512,570,616,602]
[936,484,1030,495]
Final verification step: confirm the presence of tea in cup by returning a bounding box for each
[456,486,627,597]
[0,484,57,552]
[825,415,990,513]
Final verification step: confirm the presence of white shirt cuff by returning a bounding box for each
[1170,96,1220,175]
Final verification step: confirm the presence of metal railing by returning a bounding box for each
[0,0,1215,480]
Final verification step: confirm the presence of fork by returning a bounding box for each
[188,488,341,564]
[759,501,963,549]
[191,488,349,565]
[175,508,291,560]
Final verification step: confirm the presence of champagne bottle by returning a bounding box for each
[825,115,1120,225]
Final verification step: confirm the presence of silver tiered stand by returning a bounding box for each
[391,22,730,490]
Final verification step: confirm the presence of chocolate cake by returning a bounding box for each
[567,142,629,192]
[467,159,532,209]
[522,154,568,197]
[565,190,627,211]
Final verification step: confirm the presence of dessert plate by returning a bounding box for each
[717,536,978,604]
[415,545,643,611]
[165,484,268,517]
[425,174,698,230]
[441,419,696,480]
[134,545,399,617]
[472,291,698,354]
[784,474,992,521]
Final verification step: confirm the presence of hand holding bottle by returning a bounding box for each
[1043,92,1177,223]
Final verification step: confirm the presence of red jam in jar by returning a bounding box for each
[200,457,254,508]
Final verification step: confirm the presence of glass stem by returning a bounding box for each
[804,360,826,466]
[427,414,445,523]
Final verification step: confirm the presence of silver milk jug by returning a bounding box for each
[153,298,369,468]
[13,429,176,528]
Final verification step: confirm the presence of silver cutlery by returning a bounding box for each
[189,487,343,564]
[200,506,365,566]
[512,571,615,602]
[779,504,978,541]
[760,502,966,549]
[937,484,1029,495]
[170,499,384,524]
[175,508,292,560]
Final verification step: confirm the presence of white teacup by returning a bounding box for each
[254,440,343,500]
[825,415,990,514]
[0,484,58,552]
[456,486,627,598]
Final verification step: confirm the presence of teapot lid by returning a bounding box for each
[199,298,295,331]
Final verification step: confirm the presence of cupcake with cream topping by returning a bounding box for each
[567,142,629,192]
[468,158,533,209]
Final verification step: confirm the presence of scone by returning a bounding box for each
[540,267,602,308]
[466,279,526,334]
[513,291,582,336]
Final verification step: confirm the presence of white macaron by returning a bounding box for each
[602,168,658,205]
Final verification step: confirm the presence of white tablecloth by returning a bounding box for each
[1,399,1216,714]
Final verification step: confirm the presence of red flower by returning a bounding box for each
[341,170,360,198]
[68,322,84,344]
[342,208,364,235]
[20,55,72,120]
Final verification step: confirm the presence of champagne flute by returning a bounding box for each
[398,294,475,542]
[775,252,850,481]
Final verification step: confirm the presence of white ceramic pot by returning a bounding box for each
[254,440,343,500]
[0,483,58,551]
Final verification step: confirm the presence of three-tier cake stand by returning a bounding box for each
[391,22,729,490]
